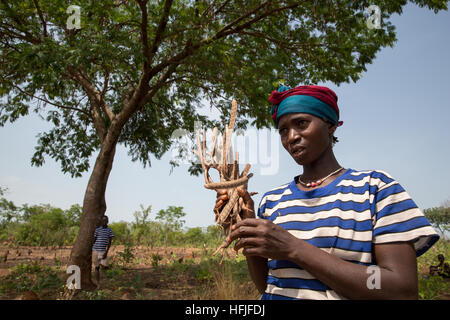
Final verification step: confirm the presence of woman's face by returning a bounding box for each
[278,113,334,165]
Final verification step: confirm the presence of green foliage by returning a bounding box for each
[0,187,19,228]
[82,290,107,300]
[156,206,186,230]
[424,206,450,239]
[109,221,132,244]
[131,204,161,246]
[0,189,222,247]
[1,0,448,177]
[116,241,135,268]
[0,261,63,294]
[104,263,127,288]
[0,190,82,245]
[151,253,163,267]
[417,239,450,299]
[156,206,186,247]
[185,227,205,245]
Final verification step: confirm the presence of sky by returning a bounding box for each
[0,3,449,229]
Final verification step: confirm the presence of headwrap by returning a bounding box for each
[269,84,343,128]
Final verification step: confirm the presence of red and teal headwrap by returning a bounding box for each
[269,85,343,128]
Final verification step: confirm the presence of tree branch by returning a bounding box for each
[10,83,91,118]
[214,0,232,16]
[118,63,178,126]
[212,0,271,38]
[148,0,174,65]
[217,2,307,38]
[123,74,135,106]
[239,29,327,52]
[0,0,42,44]
[114,0,306,134]
[142,63,179,105]
[32,0,47,38]
[67,67,115,122]
[0,22,41,45]
[101,66,110,98]
[200,0,217,19]
[66,67,116,142]
[137,0,150,70]
[148,1,303,79]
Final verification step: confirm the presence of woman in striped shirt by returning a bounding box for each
[220,85,439,300]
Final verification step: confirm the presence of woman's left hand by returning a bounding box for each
[228,218,300,261]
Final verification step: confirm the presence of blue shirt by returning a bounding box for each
[257,169,439,300]
[93,226,114,251]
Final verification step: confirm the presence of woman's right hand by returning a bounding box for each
[214,187,255,219]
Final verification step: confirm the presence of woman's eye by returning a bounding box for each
[296,120,307,127]
[279,128,287,136]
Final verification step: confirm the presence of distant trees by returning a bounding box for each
[0,197,82,246]
[131,204,153,245]
[156,206,186,248]
[0,189,220,247]
[2,186,448,246]
[424,204,449,240]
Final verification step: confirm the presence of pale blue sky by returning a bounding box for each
[0,4,449,229]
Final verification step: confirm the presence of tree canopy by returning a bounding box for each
[424,206,450,240]
[2,0,447,177]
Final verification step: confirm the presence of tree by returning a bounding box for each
[10,203,81,245]
[131,204,152,245]
[185,227,206,246]
[1,0,448,289]
[155,205,186,247]
[109,221,132,244]
[0,186,19,226]
[424,206,449,240]
[65,204,82,226]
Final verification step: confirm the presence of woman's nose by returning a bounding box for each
[287,127,301,144]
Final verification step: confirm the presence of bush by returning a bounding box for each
[0,262,63,294]
[0,200,82,246]
[417,239,450,299]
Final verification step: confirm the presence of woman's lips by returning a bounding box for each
[291,147,305,157]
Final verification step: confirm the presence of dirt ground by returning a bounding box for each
[0,245,252,300]
[2,244,449,300]
[0,245,208,271]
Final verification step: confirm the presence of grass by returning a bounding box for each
[0,261,64,299]
[417,239,450,300]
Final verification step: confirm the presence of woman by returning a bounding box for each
[217,85,439,300]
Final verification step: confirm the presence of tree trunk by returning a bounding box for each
[68,139,117,290]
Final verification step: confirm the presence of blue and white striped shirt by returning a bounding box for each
[93,226,114,252]
[257,169,439,300]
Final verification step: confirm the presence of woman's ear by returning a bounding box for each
[328,123,337,136]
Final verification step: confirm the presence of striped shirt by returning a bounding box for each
[257,169,439,300]
[93,226,114,251]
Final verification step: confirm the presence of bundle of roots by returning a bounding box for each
[194,99,256,260]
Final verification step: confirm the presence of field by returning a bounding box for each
[0,244,260,300]
[0,240,449,300]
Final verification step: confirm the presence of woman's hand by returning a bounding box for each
[228,218,300,261]
[214,187,255,219]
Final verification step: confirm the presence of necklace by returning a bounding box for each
[298,167,344,188]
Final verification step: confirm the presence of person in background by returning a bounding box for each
[429,254,449,278]
[92,215,114,286]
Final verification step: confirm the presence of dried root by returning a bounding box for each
[194,99,256,261]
